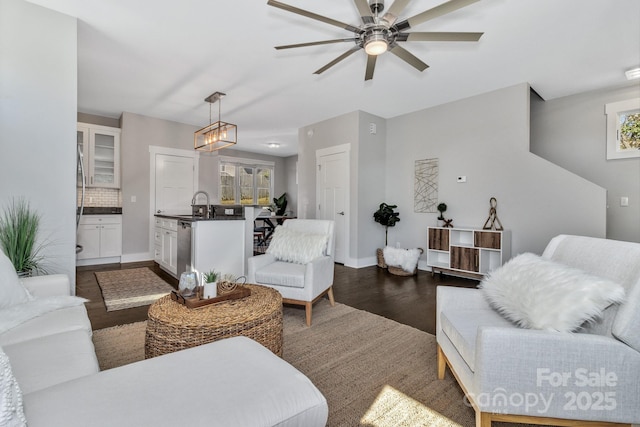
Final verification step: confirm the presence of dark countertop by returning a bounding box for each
[155,213,244,222]
[79,207,122,215]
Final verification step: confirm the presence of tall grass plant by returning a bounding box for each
[0,198,45,275]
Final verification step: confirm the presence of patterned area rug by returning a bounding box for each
[93,300,481,426]
[94,267,174,311]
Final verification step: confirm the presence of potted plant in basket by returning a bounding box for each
[373,203,400,268]
[201,269,219,299]
[0,198,47,277]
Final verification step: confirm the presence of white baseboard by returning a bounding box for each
[120,252,153,263]
[76,256,121,267]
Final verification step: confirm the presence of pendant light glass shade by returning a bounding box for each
[194,92,237,151]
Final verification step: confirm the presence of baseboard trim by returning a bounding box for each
[120,252,153,263]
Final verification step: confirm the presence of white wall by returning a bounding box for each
[530,83,640,243]
[0,0,77,285]
[386,83,606,261]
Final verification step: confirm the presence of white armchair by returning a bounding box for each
[248,219,336,326]
[436,235,640,427]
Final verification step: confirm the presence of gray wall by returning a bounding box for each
[530,83,640,243]
[298,110,386,266]
[0,0,77,285]
[386,83,606,259]
[283,155,298,217]
[119,112,289,259]
[356,111,386,264]
[297,84,608,267]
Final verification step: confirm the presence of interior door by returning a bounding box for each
[155,154,195,215]
[317,147,349,264]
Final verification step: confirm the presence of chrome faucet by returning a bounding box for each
[191,191,211,217]
[191,190,210,207]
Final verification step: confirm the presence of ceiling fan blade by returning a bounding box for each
[353,0,374,24]
[275,38,358,50]
[268,0,361,33]
[404,31,483,42]
[396,0,480,31]
[389,45,429,71]
[313,47,361,75]
[382,0,411,26]
[365,55,377,81]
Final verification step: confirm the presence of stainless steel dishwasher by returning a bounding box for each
[177,220,192,277]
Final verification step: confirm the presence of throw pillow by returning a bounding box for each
[0,346,26,427]
[266,226,329,264]
[479,252,625,332]
[0,251,30,310]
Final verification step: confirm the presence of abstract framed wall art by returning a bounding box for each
[414,158,438,213]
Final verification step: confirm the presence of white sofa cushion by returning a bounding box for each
[266,226,328,264]
[0,305,91,347]
[0,345,26,427]
[24,336,328,427]
[255,261,306,288]
[0,251,30,309]
[440,308,512,372]
[480,253,625,332]
[4,329,98,394]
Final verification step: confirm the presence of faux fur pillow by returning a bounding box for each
[266,226,329,264]
[479,253,625,332]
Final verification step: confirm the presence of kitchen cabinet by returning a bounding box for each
[427,227,510,280]
[77,123,121,189]
[77,215,122,263]
[154,218,178,276]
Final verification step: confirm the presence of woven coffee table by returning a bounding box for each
[145,284,283,358]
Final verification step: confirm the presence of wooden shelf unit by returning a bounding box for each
[427,227,510,280]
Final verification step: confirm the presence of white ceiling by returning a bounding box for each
[27,0,640,157]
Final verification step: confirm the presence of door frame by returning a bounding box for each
[148,146,199,258]
[316,143,350,265]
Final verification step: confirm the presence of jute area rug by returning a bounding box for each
[93,300,531,427]
[94,267,174,311]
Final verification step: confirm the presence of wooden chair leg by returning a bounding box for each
[476,411,492,427]
[437,345,446,380]
[305,302,312,326]
[327,286,335,306]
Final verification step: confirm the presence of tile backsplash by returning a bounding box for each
[78,188,121,207]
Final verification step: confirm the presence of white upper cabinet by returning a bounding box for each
[77,122,121,189]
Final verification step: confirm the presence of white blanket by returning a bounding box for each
[0,296,88,335]
[383,247,422,272]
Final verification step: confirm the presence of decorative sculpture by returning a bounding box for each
[482,197,504,231]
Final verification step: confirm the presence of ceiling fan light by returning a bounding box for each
[364,38,388,56]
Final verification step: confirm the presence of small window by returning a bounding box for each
[605,98,640,159]
[219,158,274,206]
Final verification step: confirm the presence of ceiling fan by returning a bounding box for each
[268,0,483,81]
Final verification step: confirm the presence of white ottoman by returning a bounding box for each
[24,336,328,427]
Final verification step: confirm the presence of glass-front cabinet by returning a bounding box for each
[77,123,121,189]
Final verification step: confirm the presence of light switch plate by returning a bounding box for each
[621,196,629,207]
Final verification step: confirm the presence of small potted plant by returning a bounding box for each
[201,269,219,299]
[373,203,400,268]
[0,198,47,277]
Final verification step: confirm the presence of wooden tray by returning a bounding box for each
[170,286,251,309]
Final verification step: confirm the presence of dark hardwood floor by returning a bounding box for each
[77,262,478,334]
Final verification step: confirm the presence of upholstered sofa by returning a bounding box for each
[436,235,640,426]
[0,253,328,426]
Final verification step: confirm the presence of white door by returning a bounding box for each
[316,145,349,264]
[155,154,195,215]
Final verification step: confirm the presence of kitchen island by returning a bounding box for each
[154,209,245,280]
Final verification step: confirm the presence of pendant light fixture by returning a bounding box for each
[194,91,237,151]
